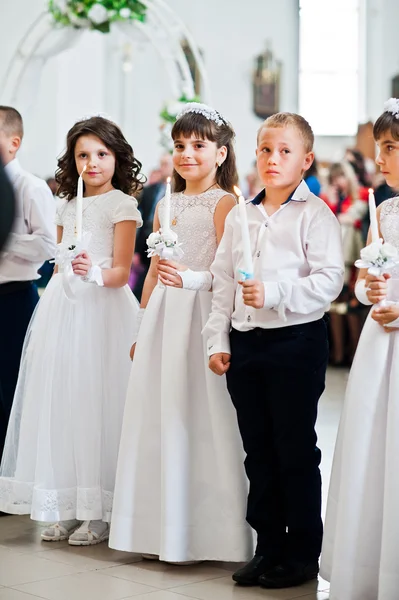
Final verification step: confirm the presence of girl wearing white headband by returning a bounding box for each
[109,103,253,563]
[321,98,399,599]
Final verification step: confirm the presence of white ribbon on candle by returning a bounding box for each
[76,165,87,241]
[234,186,254,280]
[53,232,92,302]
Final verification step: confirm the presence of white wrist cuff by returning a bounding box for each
[178,268,212,291]
[82,265,104,286]
[355,279,372,306]
[385,317,399,328]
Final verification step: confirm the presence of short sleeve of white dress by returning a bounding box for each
[55,197,67,226]
[111,191,143,227]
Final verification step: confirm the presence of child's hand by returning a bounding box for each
[239,279,265,309]
[157,259,186,288]
[209,353,231,376]
[371,304,399,328]
[130,343,136,361]
[365,273,391,304]
[72,251,92,277]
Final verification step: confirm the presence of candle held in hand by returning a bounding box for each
[368,188,379,243]
[163,176,172,233]
[234,186,253,279]
[76,165,87,241]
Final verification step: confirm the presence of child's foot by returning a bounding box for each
[68,520,109,546]
[41,520,80,542]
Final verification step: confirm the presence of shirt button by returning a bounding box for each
[256,251,261,258]
[247,315,252,322]
[264,222,268,228]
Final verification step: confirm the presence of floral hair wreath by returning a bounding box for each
[176,102,228,126]
[384,98,399,119]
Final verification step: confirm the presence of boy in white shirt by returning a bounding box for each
[204,113,344,589]
[0,106,56,463]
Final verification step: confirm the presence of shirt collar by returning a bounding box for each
[251,179,311,206]
[4,158,21,184]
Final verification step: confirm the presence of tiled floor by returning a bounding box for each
[0,368,348,600]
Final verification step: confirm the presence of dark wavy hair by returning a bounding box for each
[56,116,145,200]
[171,111,238,193]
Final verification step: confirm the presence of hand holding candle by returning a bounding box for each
[368,188,379,243]
[76,165,87,241]
[162,176,172,233]
[234,186,254,280]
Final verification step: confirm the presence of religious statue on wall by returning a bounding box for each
[253,43,281,119]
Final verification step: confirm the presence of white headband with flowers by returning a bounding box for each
[384,98,399,119]
[176,102,227,126]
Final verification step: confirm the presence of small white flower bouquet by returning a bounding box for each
[355,239,399,276]
[146,228,183,260]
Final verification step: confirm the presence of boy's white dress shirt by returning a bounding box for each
[204,180,345,355]
[0,158,56,283]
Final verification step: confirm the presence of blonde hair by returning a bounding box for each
[328,161,359,205]
[257,112,314,152]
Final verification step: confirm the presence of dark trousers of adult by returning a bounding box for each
[226,317,328,564]
[0,282,39,460]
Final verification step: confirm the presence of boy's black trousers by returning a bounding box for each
[226,317,328,563]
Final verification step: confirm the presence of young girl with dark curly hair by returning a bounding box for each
[0,116,143,546]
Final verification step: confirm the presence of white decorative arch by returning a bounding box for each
[1,1,211,114]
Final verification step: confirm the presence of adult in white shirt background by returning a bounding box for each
[0,106,56,465]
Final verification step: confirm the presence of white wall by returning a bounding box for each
[365,0,399,121]
[0,0,300,180]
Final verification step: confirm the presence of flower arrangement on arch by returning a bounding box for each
[49,0,147,34]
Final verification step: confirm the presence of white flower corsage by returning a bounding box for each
[53,231,92,301]
[146,228,183,260]
[355,239,399,276]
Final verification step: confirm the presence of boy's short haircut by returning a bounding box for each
[257,112,314,153]
[0,106,24,139]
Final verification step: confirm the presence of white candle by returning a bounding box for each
[76,165,86,241]
[163,176,172,233]
[234,186,253,278]
[368,187,379,243]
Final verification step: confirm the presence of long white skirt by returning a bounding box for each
[0,274,138,523]
[109,285,253,562]
[321,314,399,600]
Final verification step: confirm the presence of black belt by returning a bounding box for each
[0,281,34,296]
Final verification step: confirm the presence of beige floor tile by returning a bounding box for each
[123,592,200,600]
[14,571,158,600]
[101,561,228,590]
[290,593,329,600]
[0,590,47,600]
[170,576,321,600]
[34,544,142,571]
[0,552,84,587]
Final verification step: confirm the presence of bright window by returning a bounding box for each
[299,0,362,136]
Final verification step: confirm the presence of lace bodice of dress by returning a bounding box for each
[158,188,233,270]
[380,197,399,278]
[56,190,141,269]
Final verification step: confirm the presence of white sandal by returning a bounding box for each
[41,520,80,542]
[68,520,109,546]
